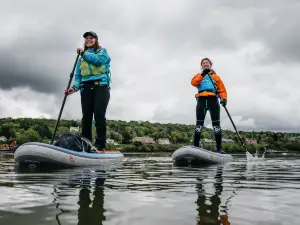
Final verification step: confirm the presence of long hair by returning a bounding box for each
[84,39,101,51]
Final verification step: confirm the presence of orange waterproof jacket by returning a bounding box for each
[191,71,227,100]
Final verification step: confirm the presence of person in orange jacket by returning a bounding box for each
[191,58,227,153]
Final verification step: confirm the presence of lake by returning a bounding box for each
[0,153,300,225]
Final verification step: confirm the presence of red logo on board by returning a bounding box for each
[69,155,75,163]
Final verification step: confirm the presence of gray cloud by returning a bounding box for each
[0,0,299,132]
[0,18,81,94]
[225,0,300,64]
[260,5,300,63]
[0,54,58,93]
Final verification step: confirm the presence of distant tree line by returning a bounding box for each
[0,117,300,153]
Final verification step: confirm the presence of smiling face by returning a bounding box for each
[85,35,97,48]
[201,59,212,69]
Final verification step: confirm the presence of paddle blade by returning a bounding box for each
[246,151,254,161]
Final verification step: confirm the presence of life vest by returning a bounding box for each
[79,48,111,87]
[197,74,217,93]
[80,61,108,77]
[79,49,109,77]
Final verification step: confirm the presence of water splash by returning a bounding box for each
[246,151,254,161]
[262,149,266,159]
[246,149,266,162]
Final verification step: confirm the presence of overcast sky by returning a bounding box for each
[1,0,300,132]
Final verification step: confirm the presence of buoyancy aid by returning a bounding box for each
[80,59,108,77]
[79,48,111,86]
[197,74,217,93]
[191,70,228,100]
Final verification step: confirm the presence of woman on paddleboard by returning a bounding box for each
[191,58,227,154]
[65,31,111,152]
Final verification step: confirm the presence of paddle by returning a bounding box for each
[206,72,253,157]
[51,53,80,144]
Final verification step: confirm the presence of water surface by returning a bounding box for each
[0,153,300,225]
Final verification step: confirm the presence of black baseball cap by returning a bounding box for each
[83,31,98,40]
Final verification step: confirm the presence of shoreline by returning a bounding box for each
[1,117,300,154]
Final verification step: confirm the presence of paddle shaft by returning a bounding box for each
[51,53,80,144]
[206,73,248,152]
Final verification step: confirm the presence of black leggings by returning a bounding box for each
[194,96,222,149]
[80,85,110,149]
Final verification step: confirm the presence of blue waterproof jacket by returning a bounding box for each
[72,47,111,91]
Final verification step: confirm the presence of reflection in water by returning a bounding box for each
[53,170,107,225]
[77,177,106,225]
[53,168,112,225]
[196,166,230,225]
[2,156,300,225]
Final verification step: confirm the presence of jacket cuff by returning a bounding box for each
[72,85,79,92]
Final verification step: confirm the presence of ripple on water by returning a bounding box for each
[0,155,300,225]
